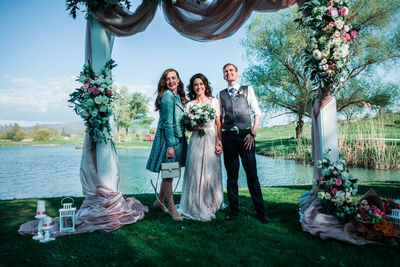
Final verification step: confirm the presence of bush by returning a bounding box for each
[12,131,26,141]
[33,130,50,141]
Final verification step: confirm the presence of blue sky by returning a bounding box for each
[0,0,258,126]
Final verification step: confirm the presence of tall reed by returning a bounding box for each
[338,115,400,169]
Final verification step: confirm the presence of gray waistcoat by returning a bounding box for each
[220,86,251,130]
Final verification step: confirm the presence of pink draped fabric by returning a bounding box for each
[19,134,148,237]
[163,0,299,41]
[18,186,148,237]
[91,0,300,40]
[93,1,158,37]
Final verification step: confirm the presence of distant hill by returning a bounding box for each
[21,122,85,135]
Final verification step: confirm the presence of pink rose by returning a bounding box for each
[107,89,112,95]
[88,88,93,94]
[339,7,348,16]
[336,23,343,30]
[83,82,90,90]
[332,188,338,195]
[388,198,392,202]
[350,30,357,39]
[92,88,100,96]
[344,33,351,40]
[335,178,342,186]
[334,31,341,37]
[344,25,350,32]
[395,204,400,209]
[328,7,338,17]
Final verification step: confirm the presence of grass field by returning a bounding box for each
[1,183,399,266]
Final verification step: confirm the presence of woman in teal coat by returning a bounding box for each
[146,68,187,220]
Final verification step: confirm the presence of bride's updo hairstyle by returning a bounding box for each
[187,73,212,101]
[155,68,187,111]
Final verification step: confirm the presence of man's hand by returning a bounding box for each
[166,146,175,158]
[243,134,255,150]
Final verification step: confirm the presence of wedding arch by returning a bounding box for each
[68,0,348,239]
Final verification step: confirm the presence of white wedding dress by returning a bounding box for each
[179,98,223,221]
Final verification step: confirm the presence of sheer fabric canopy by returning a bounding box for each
[93,0,300,40]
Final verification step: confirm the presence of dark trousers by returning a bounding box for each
[222,132,265,216]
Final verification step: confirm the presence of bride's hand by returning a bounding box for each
[215,142,223,156]
[193,123,205,131]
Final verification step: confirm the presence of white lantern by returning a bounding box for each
[59,197,76,232]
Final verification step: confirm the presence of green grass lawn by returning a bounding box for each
[1,183,399,266]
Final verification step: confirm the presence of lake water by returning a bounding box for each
[0,145,399,200]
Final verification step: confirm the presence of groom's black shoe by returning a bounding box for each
[225,212,237,221]
[257,214,271,224]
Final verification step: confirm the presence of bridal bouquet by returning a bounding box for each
[296,0,358,93]
[316,150,358,222]
[184,103,216,137]
[68,60,116,147]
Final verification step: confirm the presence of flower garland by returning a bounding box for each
[296,0,358,93]
[68,60,116,147]
[316,150,358,222]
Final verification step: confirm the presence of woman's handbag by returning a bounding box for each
[160,162,180,179]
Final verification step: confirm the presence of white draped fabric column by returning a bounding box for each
[81,17,119,196]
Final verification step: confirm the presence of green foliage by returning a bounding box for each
[66,0,133,19]
[33,130,50,141]
[12,131,26,141]
[1,184,399,266]
[129,92,154,130]
[243,1,400,140]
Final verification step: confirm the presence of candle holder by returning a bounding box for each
[40,216,55,243]
[32,201,46,240]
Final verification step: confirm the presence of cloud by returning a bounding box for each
[0,76,159,124]
[0,75,80,122]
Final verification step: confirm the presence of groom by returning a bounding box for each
[217,63,270,223]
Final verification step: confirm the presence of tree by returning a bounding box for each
[33,130,50,141]
[112,85,131,142]
[34,123,40,135]
[128,92,154,134]
[242,1,400,140]
[366,81,400,114]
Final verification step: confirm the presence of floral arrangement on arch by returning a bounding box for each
[296,0,358,92]
[184,103,216,137]
[316,150,358,222]
[68,60,116,147]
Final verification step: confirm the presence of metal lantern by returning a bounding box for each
[59,197,76,232]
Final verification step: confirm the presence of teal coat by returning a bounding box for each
[158,89,185,147]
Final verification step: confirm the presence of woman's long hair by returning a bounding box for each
[187,73,212,101]
[155,68,187,111]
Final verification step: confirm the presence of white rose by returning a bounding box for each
[331,10,338,18]
[313,49,322,60]
[91,110,98,117]
[334,30,341,37]
[321,58,327,64]
[333,52,340,59]
[344,25,350,32]
[94,96,102,104]
[100,106,107,113]
[102,96,109,104]
[322,49,330,58]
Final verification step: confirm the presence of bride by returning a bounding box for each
[179,73,223,221]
